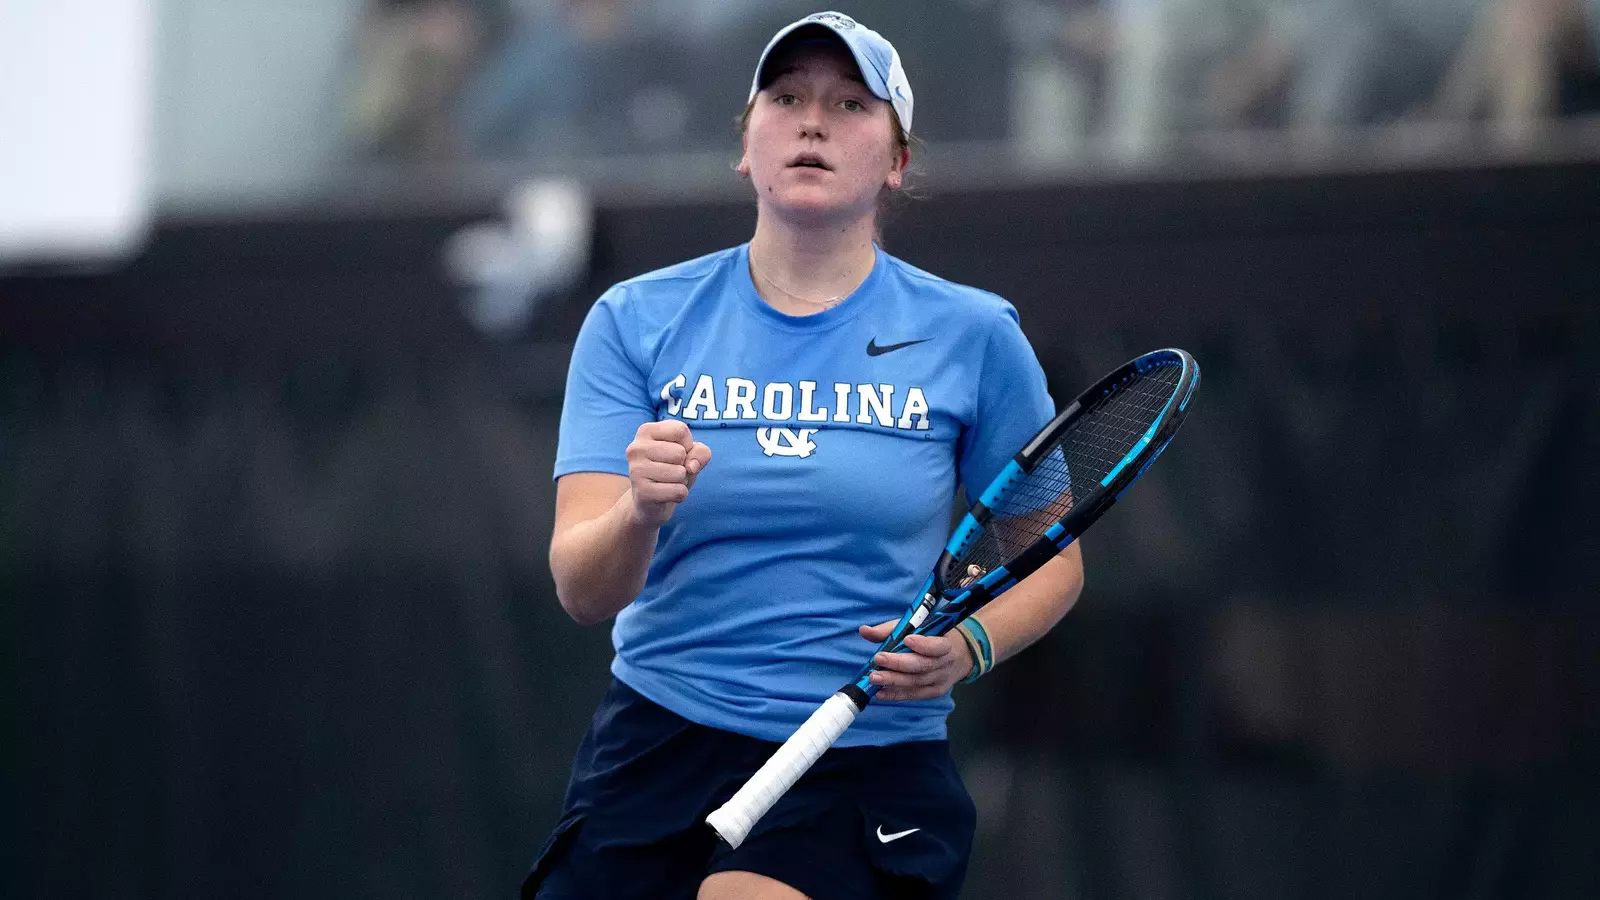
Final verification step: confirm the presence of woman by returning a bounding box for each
[527,11,1085,899]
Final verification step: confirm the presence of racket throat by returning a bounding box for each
[836,682,871,710]
[889,592,939,647]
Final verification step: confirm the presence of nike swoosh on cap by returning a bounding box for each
[877,825,921,843]
[866,337,930,356]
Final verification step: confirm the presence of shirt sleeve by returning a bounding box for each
[955,302,1057,506]
[553,286,656,480]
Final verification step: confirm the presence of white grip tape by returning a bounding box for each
[705,692,860,847]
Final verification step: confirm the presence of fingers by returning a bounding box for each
[626,446,695,501]
[625,421,710,526]
[867,633,963,701]
[872,645,941,675]
[631,423,711,467]
[903,634,952,657]
[858,620,896,641]
[640,418,693,447]
[686,441,712,469]
[872,634,952,667]
[637,441,688,465]
[630,459,691,486]
[684,442,712,485]
[868,666,950,701]
[630,474,690,505]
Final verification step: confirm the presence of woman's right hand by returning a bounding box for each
[624,419,712,527]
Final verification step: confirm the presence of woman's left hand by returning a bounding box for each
[857,620,974,701]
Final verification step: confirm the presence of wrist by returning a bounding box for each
[614,488,663,531]
[955,618,994,683]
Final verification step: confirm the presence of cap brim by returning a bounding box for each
[750,22,892,104]
[747,15,912,133]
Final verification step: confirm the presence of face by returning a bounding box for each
[737,39,909,227]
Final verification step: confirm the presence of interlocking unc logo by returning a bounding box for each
[805,12,856,29]
[757,427,819,458]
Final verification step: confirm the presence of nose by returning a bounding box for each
[798,101,826,139]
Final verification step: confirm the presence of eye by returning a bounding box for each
[839,98,865,113]
[774,93,799,107]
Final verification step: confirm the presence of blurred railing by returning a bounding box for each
[152,0,1600,213]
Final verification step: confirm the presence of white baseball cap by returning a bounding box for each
[748,11,914,134]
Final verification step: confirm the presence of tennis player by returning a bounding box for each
[527,11,1085,899]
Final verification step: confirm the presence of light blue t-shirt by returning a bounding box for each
[554,243,1055,746]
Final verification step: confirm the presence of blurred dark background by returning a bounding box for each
[5,1,1600,898]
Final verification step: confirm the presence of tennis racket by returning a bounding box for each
[705,347,1201,848]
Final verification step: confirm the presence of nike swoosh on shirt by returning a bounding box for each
[877,826,921,843]
[866,337,930,356]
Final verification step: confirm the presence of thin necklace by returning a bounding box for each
[749,255,850,309]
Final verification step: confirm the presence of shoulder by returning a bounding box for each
[878,250,1023,326]
[600,246,742,308]
[880,251,1019,319]
[578,246,742,363]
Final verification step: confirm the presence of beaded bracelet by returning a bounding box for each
[955,617,994,683]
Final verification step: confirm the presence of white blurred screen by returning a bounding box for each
[0,0,155,267]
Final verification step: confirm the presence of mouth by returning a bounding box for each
[787,152,833,171]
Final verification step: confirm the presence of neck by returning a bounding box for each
[747,214,878,316]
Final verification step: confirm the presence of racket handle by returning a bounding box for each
[706,691,861,847]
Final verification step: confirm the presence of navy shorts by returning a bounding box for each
[522,678,975,900]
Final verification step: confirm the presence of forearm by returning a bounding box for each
[966,544,1085,668]
[549,491,660,625]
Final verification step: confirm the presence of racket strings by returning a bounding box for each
[1060,363,1182,491]
[952,363,1183,582]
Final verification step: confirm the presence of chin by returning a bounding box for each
[773,203,856,228]
[763,188,863,223]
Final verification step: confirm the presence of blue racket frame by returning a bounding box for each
[849,347,1201,698]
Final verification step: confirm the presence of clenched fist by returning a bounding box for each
[625,419,712,527]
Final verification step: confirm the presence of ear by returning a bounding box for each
[736,133,752,176]
[885,145,910,190]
